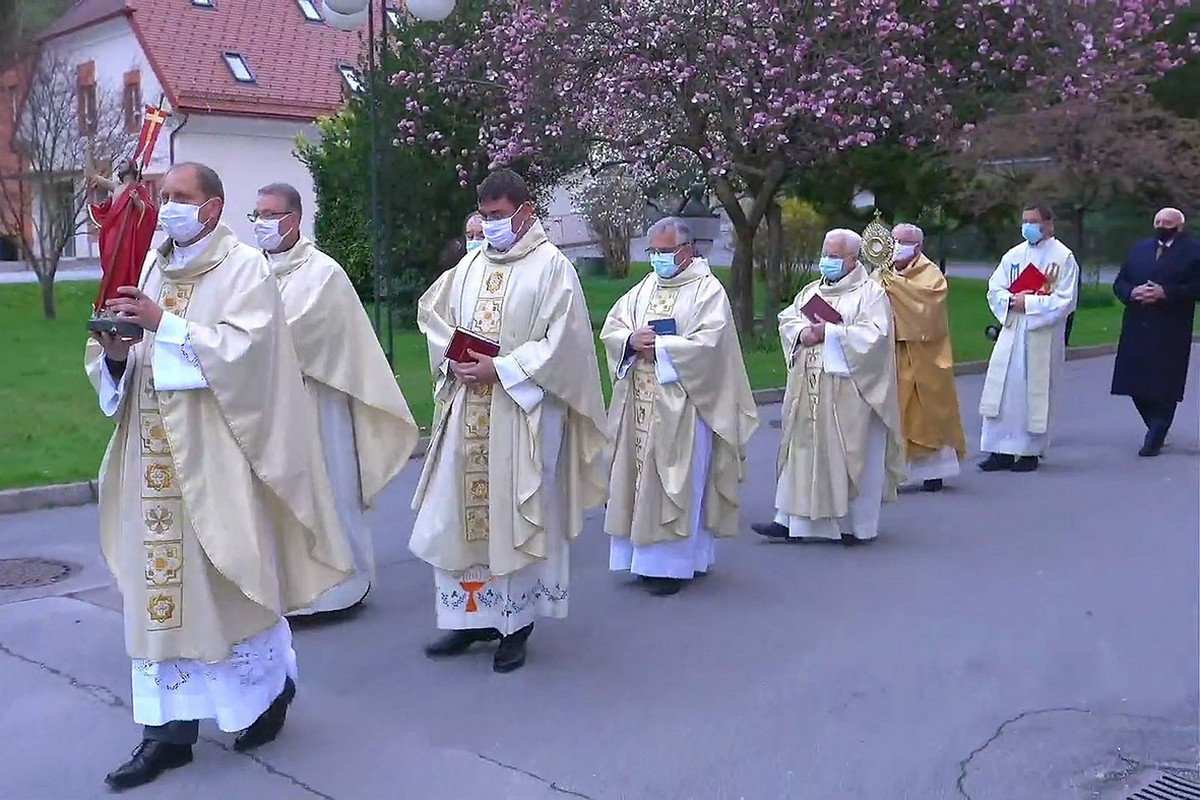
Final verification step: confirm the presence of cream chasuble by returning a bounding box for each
[85,223,352,666]
[873,254,967,482]
[600,260,758,577]
[979,238,1079,457]
[411,221,607,633]
[774,265,905,540]
[269,238,419,614]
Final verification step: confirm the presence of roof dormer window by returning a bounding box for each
[192,0,214,7]
[296,0,322,21]
[338,65,363,93]
[223,52,255,84]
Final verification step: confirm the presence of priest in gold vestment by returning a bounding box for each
[253,182,419,615]
[873,222,966,492]
[601,218,758,596]
[412,169,608,673]
[87,164,352,791]
[753,229,905,545]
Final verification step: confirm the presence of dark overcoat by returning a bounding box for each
[1111,234,1200,401]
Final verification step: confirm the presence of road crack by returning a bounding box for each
[476,752,595,798]
[955,706,1092,800]
[0,638,336,799]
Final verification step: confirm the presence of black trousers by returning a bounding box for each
[144,720,199,745]
[1132,396,1177,445]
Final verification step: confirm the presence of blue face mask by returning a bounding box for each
[1021,222,1044,245]
[819,256,844,281]
[650,253,678,278]
[466,239,485,252]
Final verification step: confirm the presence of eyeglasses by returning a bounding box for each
[646,244,689,256]
[247,210,291,222]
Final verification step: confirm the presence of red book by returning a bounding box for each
[1008,264,1047,295]
[800,294,844,324]
[444,326,500,363]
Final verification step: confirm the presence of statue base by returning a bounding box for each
[89,313,143,340]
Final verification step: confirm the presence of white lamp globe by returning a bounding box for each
[406,0,455,21]
[851,188,876,212]
[321,1,368,30]
[322,0,368,14]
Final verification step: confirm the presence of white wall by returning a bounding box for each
[42,17,168,260]
[173,115,318,246]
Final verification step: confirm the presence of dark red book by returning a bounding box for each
[1008,264,1047,295]
[800,294,843,324]
[445,326,500,363]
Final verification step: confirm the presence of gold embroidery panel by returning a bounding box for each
[803,347,822,421]
[138,280,194,632]
[632,287,680,495]
[462,265,512,543]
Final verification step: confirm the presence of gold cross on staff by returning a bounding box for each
[144,107,168,127]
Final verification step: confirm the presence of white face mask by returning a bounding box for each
[481,207,526,251]
[894,243,918,263]
[254,215,292,252]
[159,199,210,244]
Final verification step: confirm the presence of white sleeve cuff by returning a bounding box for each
[98,353,134,418]
[152,312,208,391]
[615,336,637,380]
[821,325,851,376]
[494,354,544,413]
[653,338,680,385]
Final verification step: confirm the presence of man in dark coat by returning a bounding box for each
[1111,208,1200,457]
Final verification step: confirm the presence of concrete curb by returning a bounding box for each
[0,341,1162,516]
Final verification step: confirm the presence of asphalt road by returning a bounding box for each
[0,351,1196,799]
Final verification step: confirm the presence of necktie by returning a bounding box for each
[1156,243,1164,260]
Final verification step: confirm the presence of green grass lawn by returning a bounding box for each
[0,274,1152,490]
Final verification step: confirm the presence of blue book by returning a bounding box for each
[648,318,677,336]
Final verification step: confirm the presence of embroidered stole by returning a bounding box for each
[631,285,680,499]
[462,262,514,543]
[138,281,195,633]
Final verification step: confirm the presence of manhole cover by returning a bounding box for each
[0,558,77,590]
[1128,773,1200,800]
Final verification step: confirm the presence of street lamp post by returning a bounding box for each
[320,0,456,365]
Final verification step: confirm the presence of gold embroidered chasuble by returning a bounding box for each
[271,238,419,505]
[411,221,608,577]
[776,265,906,521]
[872,254,967,460]
[600,260,759,547]
[85,223,352,663]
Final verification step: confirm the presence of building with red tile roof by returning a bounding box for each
[6,0,375,257]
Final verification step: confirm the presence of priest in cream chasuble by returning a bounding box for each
[979,205,1079,473]
[601,218,758,596]
[753,229,905,545]
[85,162,352,792]
[871,221,967,491]
[254,183,419,615]
[411,169,607,673]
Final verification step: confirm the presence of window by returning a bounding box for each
[222,52,255,83]
[386,7,403,28]
[192,0,213,7]
[76,60,97,135]
[338,65,363,93]
[296,0,322,21]
[123,70,142,133]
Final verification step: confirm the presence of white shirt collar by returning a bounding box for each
[171,229,216,267]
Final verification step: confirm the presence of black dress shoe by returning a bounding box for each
[752,522,790,540]
[424,627,501,658]
[921,479,944,492]
[978,453,1015,472]
[104,740,193,791]
[643,577,684,596]
[494,624,534,673]
[233,676,295,752]
[1138,443,1162,457]
[1010,456,1039,473]
[840,533,870,547]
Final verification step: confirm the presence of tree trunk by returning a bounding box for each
[38,271,57,319]
[764,201,785,316]
[729,222,756,332]
[1072,209,1093,284]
